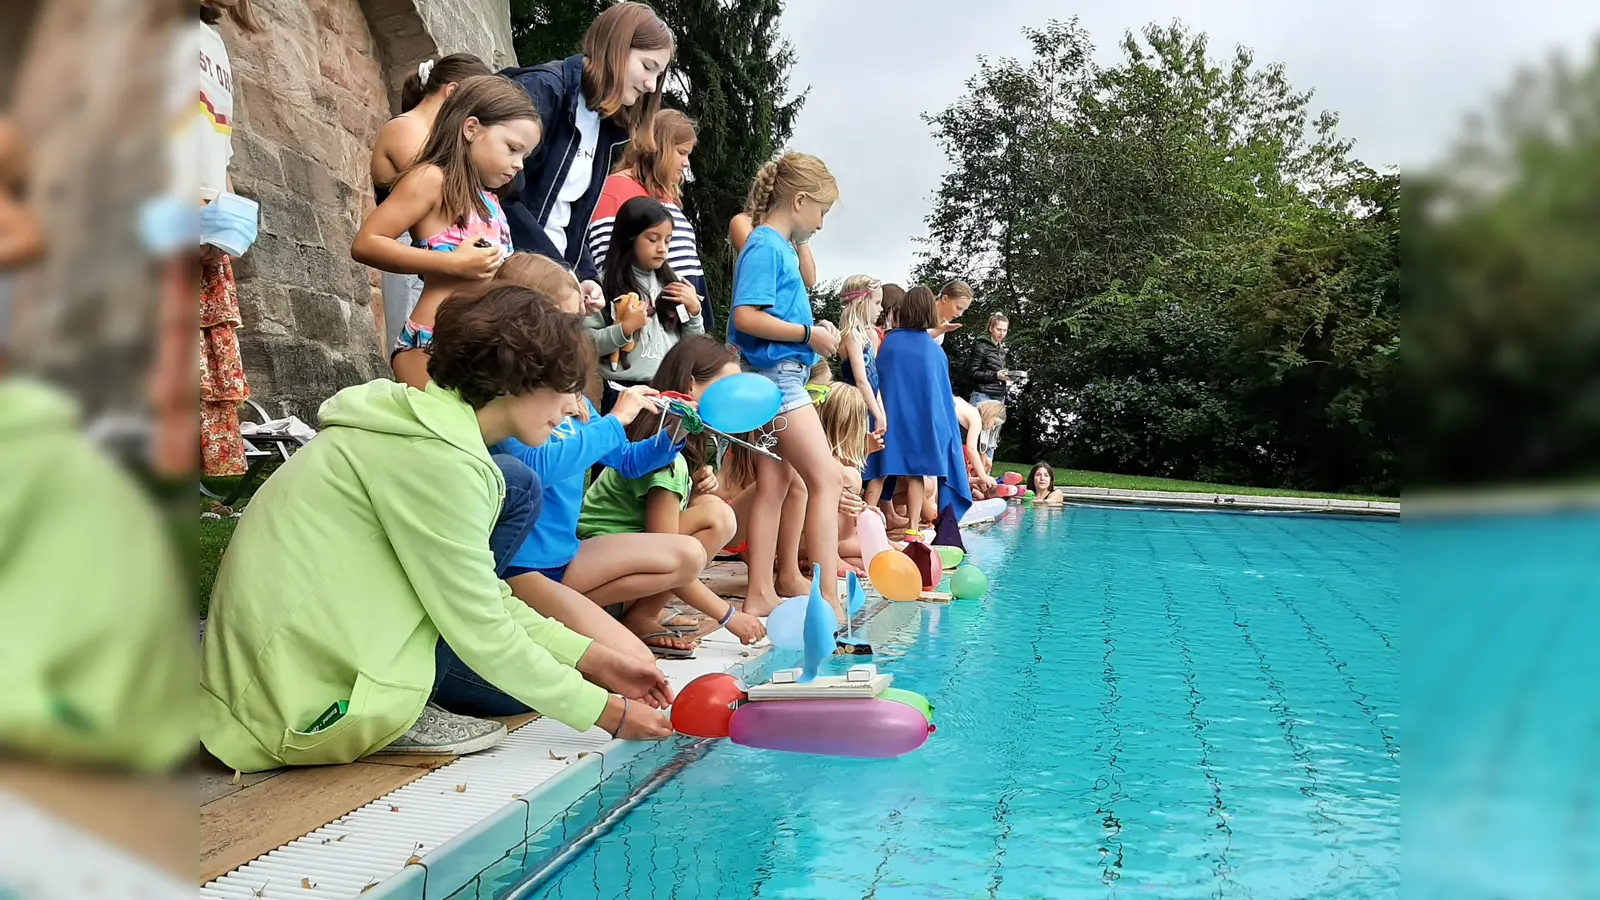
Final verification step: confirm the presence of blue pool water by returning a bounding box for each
[471,504,1400,899]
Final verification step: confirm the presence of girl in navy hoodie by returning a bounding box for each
[501,2,674,311]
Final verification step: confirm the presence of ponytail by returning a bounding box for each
[399,53,492,114]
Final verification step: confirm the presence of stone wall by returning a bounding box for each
[228,0,516,419]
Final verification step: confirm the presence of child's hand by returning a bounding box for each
[839,489,866,520]
[580,280,606,313]
[664,280,701,316]
[609,385,660,426]
[866,430,885,455]
[616,294,649,336]
[934,320,963,336]
[607,697,674,740]
[809,321,840,357]
[450,243,503,281]
[726,610,767,645]
[692,466,719,496]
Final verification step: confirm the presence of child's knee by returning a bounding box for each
[707,499,737,542]
[670,535,706,576]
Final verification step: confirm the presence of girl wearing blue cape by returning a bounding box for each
[863,286,972,541]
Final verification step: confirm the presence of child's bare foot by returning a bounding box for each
[742,589,784,618]
[775,570,813,599]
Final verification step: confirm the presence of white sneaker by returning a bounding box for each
[374,703,507,756]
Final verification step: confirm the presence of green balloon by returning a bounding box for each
[950,564,990,600]
[935,545,965,569]
[879,687,934,721]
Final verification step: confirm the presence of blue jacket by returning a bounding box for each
[492,400,681,570]
[501,56,632,283]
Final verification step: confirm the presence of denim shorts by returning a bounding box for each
[750,358,814,414]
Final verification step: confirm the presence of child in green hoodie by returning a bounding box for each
[201,284,676,772]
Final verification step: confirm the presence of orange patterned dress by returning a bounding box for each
[200,255,249,476]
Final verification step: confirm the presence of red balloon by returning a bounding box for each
[671,673,748,738]
[1001,472,1024,485]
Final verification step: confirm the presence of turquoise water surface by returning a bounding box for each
[470,504,1400,899]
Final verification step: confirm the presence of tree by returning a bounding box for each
[922,19,1397,494]
[1405,44,1600,486]
[509,0,806,318]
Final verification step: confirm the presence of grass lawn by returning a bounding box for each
[989,462,1397,503]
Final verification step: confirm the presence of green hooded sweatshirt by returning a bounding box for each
[200,380,607,773]
[0,379,193,773]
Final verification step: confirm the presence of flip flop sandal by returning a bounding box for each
[658,613,705,634]
[639,631,697,659]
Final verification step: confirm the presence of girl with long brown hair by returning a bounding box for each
[576,335,768,648]
[586,108,713,328]
[352,75,542,390]
[370,52,493,347]
[502,2,676,309]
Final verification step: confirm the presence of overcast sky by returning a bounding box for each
[776,0,1600,285]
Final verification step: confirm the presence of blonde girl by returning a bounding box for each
[808,383,872,574]
[726,152,845,617]
[838,275,888,440]
[353,76,541,390]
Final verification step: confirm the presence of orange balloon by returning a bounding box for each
[672,673,748,738]
[869,549,923,602]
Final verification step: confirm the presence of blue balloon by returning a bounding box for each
[699,373,783,434]
[801,564,836,682]
[765,594,810,651]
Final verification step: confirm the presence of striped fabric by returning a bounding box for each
[588,197,704,280]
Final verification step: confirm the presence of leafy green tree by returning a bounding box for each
[509,0,805,320]
[922,19,1397,494]
[1406,45,1600,486]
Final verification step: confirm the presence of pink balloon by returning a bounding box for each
[1001,472,1024,485]
[857,508,891,569]
[729,698,934,758]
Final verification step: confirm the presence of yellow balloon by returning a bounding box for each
[869,549,923,602]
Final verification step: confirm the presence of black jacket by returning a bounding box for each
[970,335,1008,397]
[500,56,631,282]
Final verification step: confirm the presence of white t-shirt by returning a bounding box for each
[543,93,602,256]
[183,21,235,202]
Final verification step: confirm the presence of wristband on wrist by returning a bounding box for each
[611,696,628,737]
[718,605,736,627]
[801,323,813,345]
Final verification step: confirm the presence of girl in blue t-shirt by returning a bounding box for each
[725,152,846,618]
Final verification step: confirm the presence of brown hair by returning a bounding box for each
[897,285,939,331]
[429,284,595,408]
[582,2,675,144]
[809,359,834,384]
[401,53,492,114]
[625,335,738,472]
[988,312,1009,327]
[1028,461,1056,495]
[200,1,263,33]
[877,283,905,329]
[939,280,973,301]
[743,152,839,225]
[818,383,869,468]
[411,76,539,231]
[496,252,582,312]
[619,108,697,205]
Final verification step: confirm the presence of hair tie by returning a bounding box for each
[418,59,436,85]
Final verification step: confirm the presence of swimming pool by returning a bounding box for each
[456,504,1399,899]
